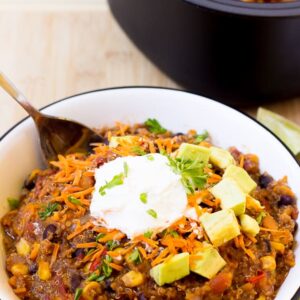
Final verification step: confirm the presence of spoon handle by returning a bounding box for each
[0,72,41,119]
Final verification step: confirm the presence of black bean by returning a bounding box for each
[43,224,57,240]
[278,195,295,207]
[105,279,114,293]
[293,222,298,234]
[264,239,272,253]
[24,179,35,190]
[173,132,184,137]
[70,273,82,292]
[138,293,146,300]
[29,263,38,274]
[72,248,85,259]
[258,174,273,188]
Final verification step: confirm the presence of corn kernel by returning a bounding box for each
[83,262,92,274]
[121,270,144,287]
[16,238,31,257]
[260,256,276,271]
[29,243,40,260]
[82,282,101,300]
[11,263,29,275]
[8,276,17,287]
[270,242,285,254]
[37,261,51,281]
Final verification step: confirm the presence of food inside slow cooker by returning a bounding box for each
[1,120,298,300]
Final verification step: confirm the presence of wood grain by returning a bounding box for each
[0,0,299,137]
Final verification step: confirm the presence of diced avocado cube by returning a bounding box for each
[240,214,260,237]
[200,209,240,247]
[190,243,226,279]
[223,165,257,194]
[177,143,210,164]
[210,178,246,216]
[109,136,136,148]
[150,252,190,286]
[209,147,235,169]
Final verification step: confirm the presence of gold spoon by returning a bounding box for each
[0,72,106,163]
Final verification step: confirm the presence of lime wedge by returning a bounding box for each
[257,107,300,156]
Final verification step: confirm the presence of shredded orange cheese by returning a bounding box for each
[50,243,60,266]
[67,221,93,240]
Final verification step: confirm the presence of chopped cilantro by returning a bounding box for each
[95,275,106,282]
[256,211,267,225]
[147,155,154,161]
[161,229,167,237]
[96,233,106,241]
[123,162,129,177]
[99,173,124,196]
[87,272,105,282]
[144,118,167,134]
[169,230,179,238]
[194,131,209,143]
[102,255,113,277]
[167,155,208,194]
[85,248,97,256]
[7,197,20,209]
[106,240,119,250]
[74,288,83,300]
[143,231,153,238]
[129,248,142,264]
[139,193,148,204]
[38,203,59,220]
[132,146,147,156]
[159,148,167,155]
[68,196,81,205]
[147,209,157,219]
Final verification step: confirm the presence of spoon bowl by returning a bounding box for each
[0,72,105,162]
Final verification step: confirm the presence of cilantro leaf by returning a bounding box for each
[102,255,113,277]
[87,272,105,282]
[74,288,83,300]
[95,275,106,282]
[129,248,142,264]
[7,197,20,209]
[85,248,97,257]
[194,131,209,143]
[143,231,153,238]
[68,196,81,205]
[39,203,59,220]
[144,118,167,134]
[147,209,157,219]
[147,155,154,161]
[123,162,129,177]
[139,193,148,204]
[96,233,106,241]
[106,240,119,250]
[167,156,208,194]
[131,146,147,156]
[99,173,124,196]
[169,230,179,238]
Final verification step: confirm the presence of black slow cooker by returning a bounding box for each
[108,0,300,106]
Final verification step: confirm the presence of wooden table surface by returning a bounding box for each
[0,0,299,137]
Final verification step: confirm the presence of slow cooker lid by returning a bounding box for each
[187,0,300,17]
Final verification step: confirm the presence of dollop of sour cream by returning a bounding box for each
[90,153,188,238]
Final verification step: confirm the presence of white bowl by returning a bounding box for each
[0,87,299,299]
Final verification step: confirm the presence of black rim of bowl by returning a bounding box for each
[186,0,300,17]
[0,86,299,299]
